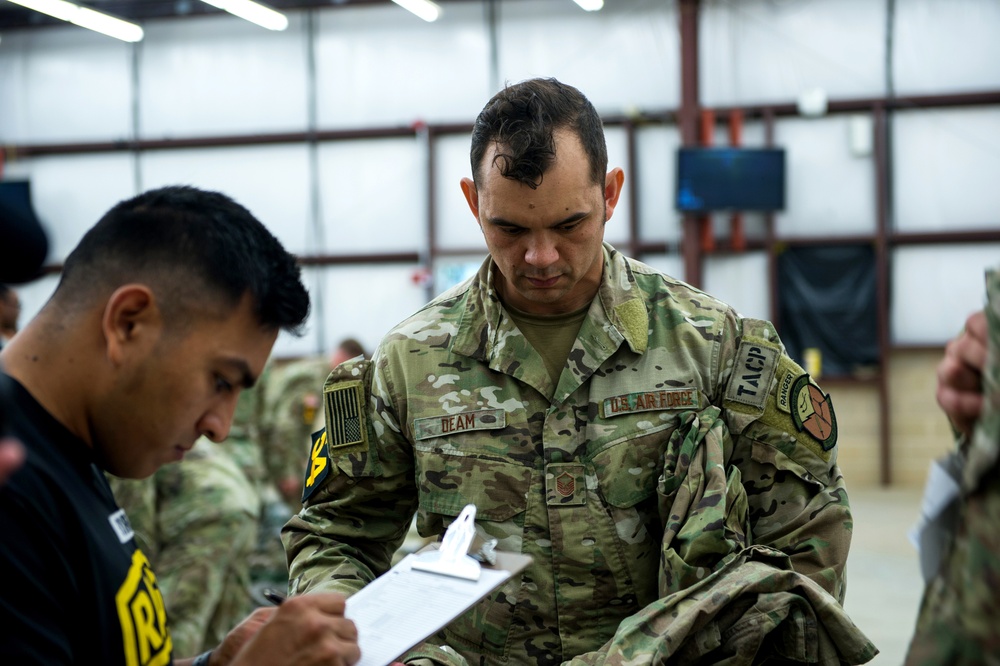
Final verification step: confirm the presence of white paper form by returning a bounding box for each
[345,552,518,666]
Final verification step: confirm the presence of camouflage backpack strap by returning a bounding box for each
[723,318,838,478]
[300,357,381,503]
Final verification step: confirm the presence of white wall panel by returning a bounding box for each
[140,144,313,255]
[704,252,770,321]
[892,244,1000,345]
[774,115,875,237]
[7,273,60,334]
[0,28,132,144]
[498,0,678,113]
[315,3,492,128]
[434,134,485,252]
[274,265,321,358]
[894,0,1000,95]
[701,0,885,107]
[317,138,425,254]
[604,126,631,247]
[636,125,681,244]
[639,253,685,284]
[3,154,137,262]
[139,15,309,138]
[320,263,431,357]
[893,107,1000,233]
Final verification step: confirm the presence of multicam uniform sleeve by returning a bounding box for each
[717,312,852,601]
[282,355,419,596]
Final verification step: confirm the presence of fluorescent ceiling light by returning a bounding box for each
[199,0,289,30]
[572,0,603,10]
[390,0,442,22]
[7,0,143,41]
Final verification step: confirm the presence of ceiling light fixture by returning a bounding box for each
[7,0,143,41]
[390,0,442,23]
[199,0,289,31]
[572,0,603,11]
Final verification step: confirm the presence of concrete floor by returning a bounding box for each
[843,486,927,665]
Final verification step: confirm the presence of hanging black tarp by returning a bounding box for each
[776,244,879,378]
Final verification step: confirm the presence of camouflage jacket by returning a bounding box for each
[905,268,1000,665]
[284,244,854,665]
[259,356,329,497]
[110,439,259,657]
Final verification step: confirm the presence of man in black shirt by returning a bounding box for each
[0,186,360,666]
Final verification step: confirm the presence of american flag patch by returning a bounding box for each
[323,381,367,452]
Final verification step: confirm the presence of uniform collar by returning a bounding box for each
[452,243,649,365]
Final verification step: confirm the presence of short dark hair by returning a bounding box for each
[337,337,366,358]
[469,78,608,190]
[57,185,309,333]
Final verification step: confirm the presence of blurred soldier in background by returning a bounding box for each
[109,439,259,656]
[329,337,365,370]
[261,337,368,506]
[260,357,329,505]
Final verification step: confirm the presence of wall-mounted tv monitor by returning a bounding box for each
[675,147,786,213]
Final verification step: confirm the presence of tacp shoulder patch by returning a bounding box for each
[725,338,780,410]
[301,428,331,503]
[323,379,369,456]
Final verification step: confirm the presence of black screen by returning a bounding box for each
[675,148,786,213]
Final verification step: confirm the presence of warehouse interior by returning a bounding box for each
[2,0,999,662]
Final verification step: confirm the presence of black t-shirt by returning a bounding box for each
[0,373,174,665]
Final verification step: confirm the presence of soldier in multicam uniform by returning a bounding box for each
[905,269,1000,665]
[284,78,873,665]
[260,355,331,505]
[110,439,259,656]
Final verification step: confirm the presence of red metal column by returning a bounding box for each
[678,0,702,288]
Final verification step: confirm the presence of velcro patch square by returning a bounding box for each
[323,380,368,454]
[725,339,779,410]
[545,463,587,506]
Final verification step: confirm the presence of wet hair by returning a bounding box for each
[469,77,608,190]
[56,185,309,333]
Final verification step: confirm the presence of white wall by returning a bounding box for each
[1,0,999,355]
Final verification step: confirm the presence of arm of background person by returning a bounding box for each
[936,310,988,439]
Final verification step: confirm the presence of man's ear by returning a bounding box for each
[604,167,625,221]
[461,177,480,222]
[102,285,161,366]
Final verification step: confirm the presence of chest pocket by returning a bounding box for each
[412,408,530,520]
[412,412,532,658]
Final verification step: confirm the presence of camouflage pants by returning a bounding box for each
[905,462,1000,665]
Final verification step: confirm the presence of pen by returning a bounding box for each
[262,588,286,606]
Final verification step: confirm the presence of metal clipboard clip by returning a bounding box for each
[411,503,481,581]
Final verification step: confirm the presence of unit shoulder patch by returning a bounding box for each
[302,428,331,503]
[789,374,838,451]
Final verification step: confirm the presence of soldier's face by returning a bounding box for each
[96,293,276,479]
[462,129,624,315]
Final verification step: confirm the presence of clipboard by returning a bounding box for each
[344,505,532,666]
